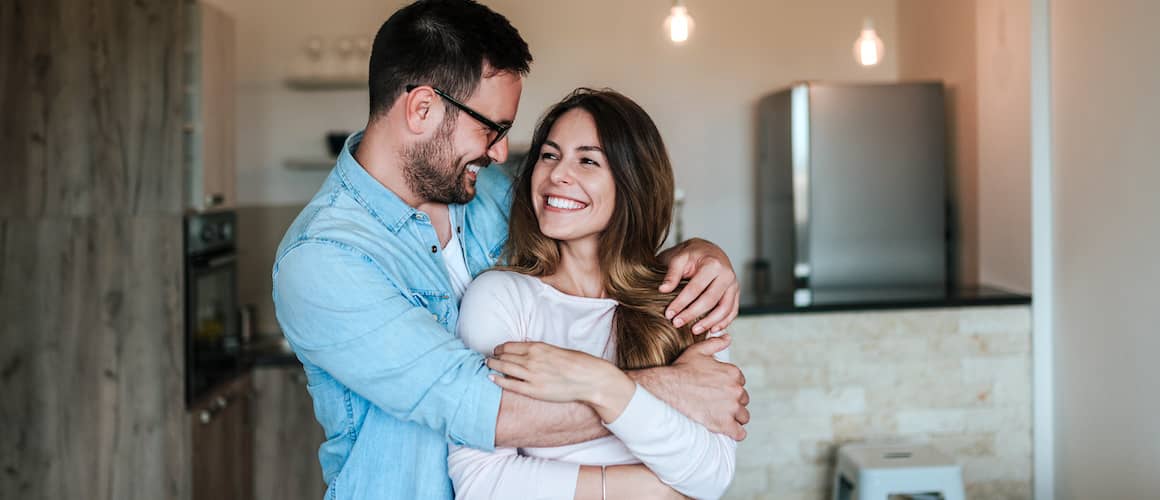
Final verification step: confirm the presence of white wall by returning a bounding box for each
[977,0,1031,293]
[1051,1,1160,498]
[214,0,900,294]
[896,0,1032,292]
[203,0,410,205]
[896,0,981,286]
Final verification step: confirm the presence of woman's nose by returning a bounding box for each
[548,162,573,184]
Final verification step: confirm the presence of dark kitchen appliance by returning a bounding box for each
[184,210,245,406]
[754,81,951,300]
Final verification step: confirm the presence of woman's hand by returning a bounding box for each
[488,341,637,422]
[658,238,740,336]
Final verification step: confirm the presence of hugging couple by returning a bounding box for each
[272,1,750,499]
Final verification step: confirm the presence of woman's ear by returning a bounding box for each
[402,86,444,136]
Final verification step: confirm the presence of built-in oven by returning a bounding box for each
[184,211,246,406]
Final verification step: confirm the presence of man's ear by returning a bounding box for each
[402,86,444,137]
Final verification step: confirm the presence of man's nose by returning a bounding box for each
[488,136,509,165]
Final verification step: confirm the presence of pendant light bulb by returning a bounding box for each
[853,18,885,66]
[664,1,695,45]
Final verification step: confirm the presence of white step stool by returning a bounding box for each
[832,443,965,500]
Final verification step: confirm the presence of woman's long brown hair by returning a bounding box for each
[504,88,700,370]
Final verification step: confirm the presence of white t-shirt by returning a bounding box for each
[441,210,472,303]
[447,270,737,500]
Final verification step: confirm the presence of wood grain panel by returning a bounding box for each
[191,373,253,500]
[1,0,215,498]
[0,0,184,217]
[195,3,237,211]
[252,368,327,500]
[0,217,188,500]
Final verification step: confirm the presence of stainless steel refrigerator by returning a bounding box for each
[754,81,950,299]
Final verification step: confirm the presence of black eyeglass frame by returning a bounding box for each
[405,84,511,148]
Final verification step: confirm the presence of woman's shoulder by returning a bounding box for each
[467,269,540,295]
[457,270,536,348]
[462,270,545,313]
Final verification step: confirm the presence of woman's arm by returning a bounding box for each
[489,343,737,499]
[601,385,736,499]
[576,464,687,500]
[457,271,612,448]
[448,444,683,500]
[448,444,576,499]
[452,272,685,499]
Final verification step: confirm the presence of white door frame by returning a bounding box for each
[1030,0,1054,498]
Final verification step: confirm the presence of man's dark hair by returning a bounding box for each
[367,0,532,120]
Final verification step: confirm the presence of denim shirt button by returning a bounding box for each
[430,245,438,253]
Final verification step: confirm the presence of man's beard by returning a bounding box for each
[400,116,488,205]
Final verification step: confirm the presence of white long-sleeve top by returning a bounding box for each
[448,270,737,500]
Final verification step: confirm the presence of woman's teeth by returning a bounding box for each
[546,196,586,210]
[467,164,482,174]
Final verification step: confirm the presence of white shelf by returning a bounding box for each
[283,158,336,171]
[284,77,364,91]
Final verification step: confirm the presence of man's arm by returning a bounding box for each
[630,335,750,440]
[274,242,502,450]
[494,336,749,446]
[494,389,609,447]
[467,279,741,447]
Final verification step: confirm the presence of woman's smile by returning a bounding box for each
[544,195,589,211]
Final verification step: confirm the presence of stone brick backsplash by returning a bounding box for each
[723,306,1032,500]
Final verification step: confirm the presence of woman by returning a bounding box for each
[448,89,736,499]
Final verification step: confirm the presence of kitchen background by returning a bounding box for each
[227,0,1031,335]
[2,0,1157,499]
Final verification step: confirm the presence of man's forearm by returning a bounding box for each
[494,389,610,448]
[495,360,743,447]
[627,367,670,405]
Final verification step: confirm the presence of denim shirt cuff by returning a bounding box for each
[449,370,503,451]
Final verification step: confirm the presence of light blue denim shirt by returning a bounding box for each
[272,131,513,500]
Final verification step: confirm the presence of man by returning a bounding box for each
[272,1,749,498]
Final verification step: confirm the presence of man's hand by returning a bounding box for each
[658,238,740,336]
[633,335,750,441]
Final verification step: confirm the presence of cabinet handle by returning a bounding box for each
[205,193,225,207]
[198,395,231,425]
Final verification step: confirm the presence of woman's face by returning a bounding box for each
[530,108,617,246]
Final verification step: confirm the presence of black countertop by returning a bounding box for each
[244,336,301,367]
[739,285,1030,316]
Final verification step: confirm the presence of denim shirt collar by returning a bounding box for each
[334,130,424,234]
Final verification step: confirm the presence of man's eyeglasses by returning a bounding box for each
[405,84,511,148]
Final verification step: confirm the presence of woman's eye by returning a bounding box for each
[580,157,600,166]
[540,152,559,161]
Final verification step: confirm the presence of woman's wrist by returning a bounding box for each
[585,364,636,423]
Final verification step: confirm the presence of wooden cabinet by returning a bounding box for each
[191,374,254,500]
[183,1,236,211]
[253,367,328,500]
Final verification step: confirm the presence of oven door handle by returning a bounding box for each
[202,254,236,268]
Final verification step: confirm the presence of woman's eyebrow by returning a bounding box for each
[543,140,602,153]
